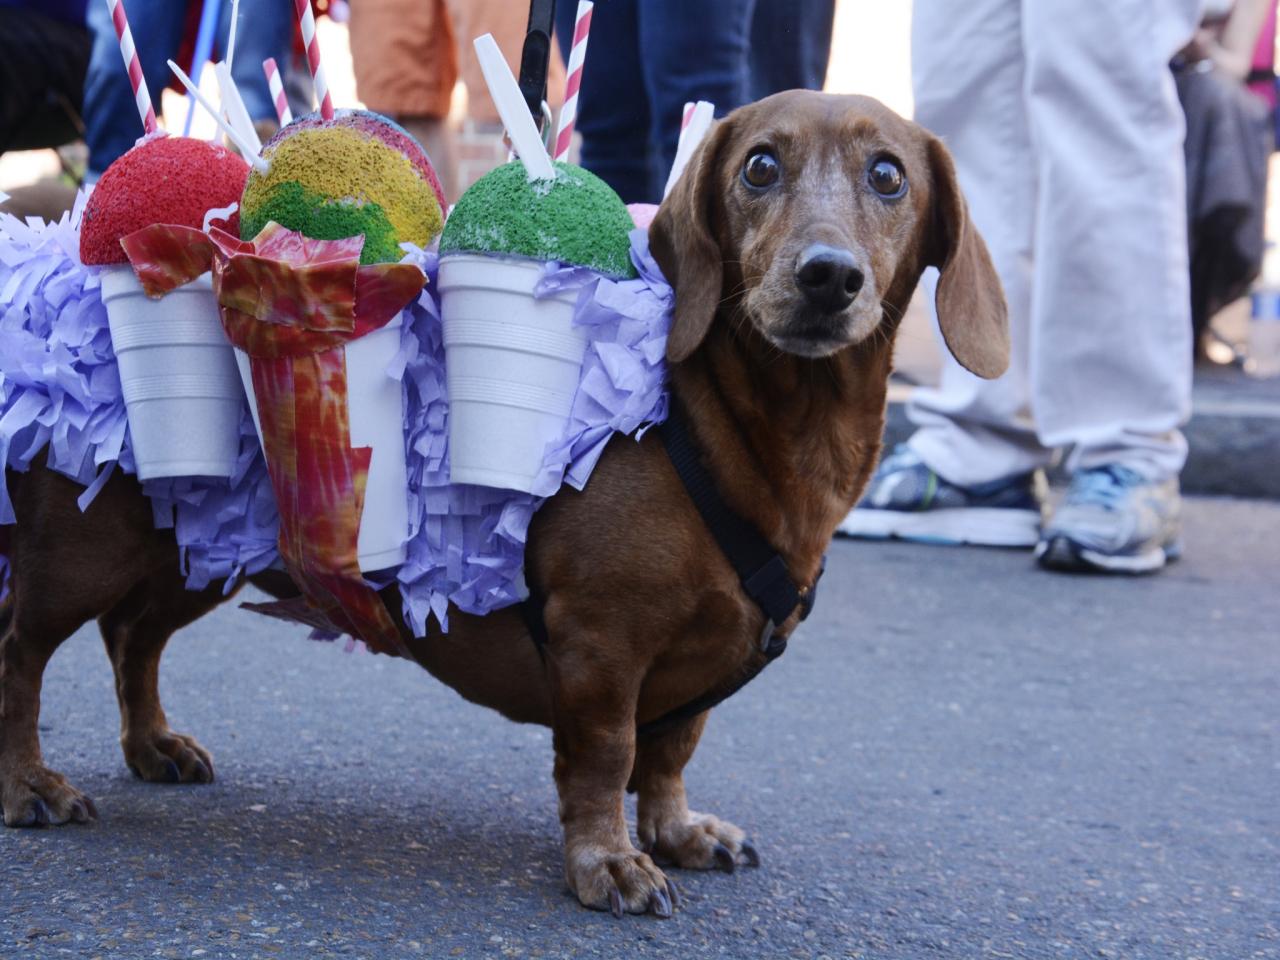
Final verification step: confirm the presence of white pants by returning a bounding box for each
[907,0,1202,485]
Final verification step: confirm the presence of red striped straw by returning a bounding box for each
[105,0,157,135]
[262,58,293,126]
[552,0,593,163]
[293,0,333,120]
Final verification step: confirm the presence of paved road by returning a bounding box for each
[3,497,1277,959]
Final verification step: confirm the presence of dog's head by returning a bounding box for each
[650,91,1009,378]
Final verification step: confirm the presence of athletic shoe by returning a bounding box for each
[836,445,1045,547]
[1035,465,1182,574]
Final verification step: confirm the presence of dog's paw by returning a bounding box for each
[1,763,99,828]
[566,844,680,918]
[637,810,760,873]
[123,728,214,784]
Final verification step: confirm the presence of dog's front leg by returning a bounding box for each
[549,656,676,918]
[631,713,760,872]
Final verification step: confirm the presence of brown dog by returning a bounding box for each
[0,91,1007,916]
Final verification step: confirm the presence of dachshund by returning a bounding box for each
[0,90,1008,917]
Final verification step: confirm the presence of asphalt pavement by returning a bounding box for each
[2,496,1277,959]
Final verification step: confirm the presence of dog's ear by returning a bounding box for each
[925,136,1010,379]
[650,119,731,363]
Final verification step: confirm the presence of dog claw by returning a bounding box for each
[665,877,681,910]
[741,840,760,868]
[162,759,181,784]
[69,799,91,824]
[191,759,213,784]
[82,795,99,821]
[31,798,51,827]
[608,886,624,919]
[649,887,673,919]
[713,843,736,874]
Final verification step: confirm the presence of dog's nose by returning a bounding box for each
[794,244,864,311]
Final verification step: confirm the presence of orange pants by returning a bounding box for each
[349,0,565,124]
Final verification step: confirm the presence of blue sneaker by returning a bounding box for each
[837,446,1045,547]
[1035,465,1182,574]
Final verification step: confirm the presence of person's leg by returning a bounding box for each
[1023,0,1198,481]
[749,0,836,100]
[905,0,1047,487]
[1023,0,1200,572]
[555,0,655,203]
[223,0,295,125]
[458,0,565,126]
[838,0,1045,547]
[638,0,758,201]
[83,0,186,178]
[348,0,459,199]
[0,9,90,153]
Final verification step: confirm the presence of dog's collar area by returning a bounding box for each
[519,398,823,740]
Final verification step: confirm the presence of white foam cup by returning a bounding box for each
[101,267,245,481]
[437,254,587,493]
[233,316,409,574]
[344,314,410,572]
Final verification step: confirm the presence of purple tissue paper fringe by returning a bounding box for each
[0,193,279,600]
[394,231,671,635]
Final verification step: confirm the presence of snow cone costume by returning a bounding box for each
[207,110,446,655]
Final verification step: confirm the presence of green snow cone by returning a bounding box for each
[440,161,637,280]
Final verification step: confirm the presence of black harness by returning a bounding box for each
[520,398,824,738]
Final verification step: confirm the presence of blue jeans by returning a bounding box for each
[555,0,834,203]
[84,0,293,177]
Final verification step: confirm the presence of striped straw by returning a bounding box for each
[293,0,333,120]
[664,100,715,197]
[105,0,158,135]
[263,58,293,126]
[552,0,593,163]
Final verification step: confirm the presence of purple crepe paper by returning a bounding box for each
[0,192,280,599]
[394,231,672,635]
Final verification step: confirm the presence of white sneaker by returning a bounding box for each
[1035,465,1182,574]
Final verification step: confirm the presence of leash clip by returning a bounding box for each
[758,617,776,652]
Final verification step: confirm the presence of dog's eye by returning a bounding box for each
[742,151,780,190]
[868,158,907,199]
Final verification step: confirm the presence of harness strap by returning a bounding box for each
[659,399,806,636]
[521,396,823,735]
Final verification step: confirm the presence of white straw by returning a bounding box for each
[215,61,262,155]
[167,58,268,172]
[473,33,556,181]
[225,0,240,72]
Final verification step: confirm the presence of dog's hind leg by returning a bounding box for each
[0,582,104,827]
[99,574,230,785]
[631,713,760,873]
[0,466,182,827]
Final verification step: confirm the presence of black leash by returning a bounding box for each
[519,0,556,133]
[521,397,823,738]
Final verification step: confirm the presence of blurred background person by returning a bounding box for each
[553,0,837,203]
[0,0,90,159]
[840,0,1203,575]
[348,0,565,202]
[1176,0,1275,360]
[81,0,297,181]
